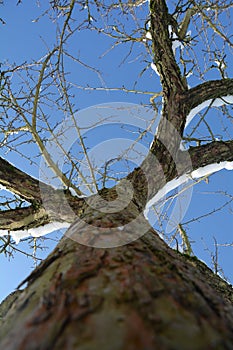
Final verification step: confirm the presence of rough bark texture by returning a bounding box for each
[1,1,233,349]
[0,218,233,350]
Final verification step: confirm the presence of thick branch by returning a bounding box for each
[178,8,195,40]
[0,206,49,231]
[0,157,42,203]
[188,140,233,172]
[149,1,190,137]
[0,157,85,221]
[0,158,87,230]
[150,0,187,94]
[130,139,233,208]
[185,78,233,112]
[0,188,87,232]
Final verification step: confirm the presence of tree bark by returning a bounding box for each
[1,1,233,349]
[0,214,233,350]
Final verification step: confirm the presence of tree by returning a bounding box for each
[0,0,233,348]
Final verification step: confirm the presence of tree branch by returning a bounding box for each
[149,1,190,138]
[0,206,49,231]
[150,0,187,94]
[1,139,232,236]
[185,78,233,112]
[184,140,233,173]
[0,158,86,229]
[0,187,86,232]
[0,157,42,203]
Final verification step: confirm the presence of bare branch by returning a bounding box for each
[0,206,48,231]
[150,0,187,94]
[0,157,42,203]
[186,78,233,111]
[194,2,233,48]
[187,140,233,172]
[178,7,196,40]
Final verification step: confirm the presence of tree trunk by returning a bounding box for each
[0,212,233,350]
[1,1,233,349]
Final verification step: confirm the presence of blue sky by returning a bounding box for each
[0,1,233,302]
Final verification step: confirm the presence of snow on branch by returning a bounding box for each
[168,25,184,54]
[144,159,233,221]
[0,157,42,203]
[189,140,233,172]
[0,207,70,244]
[150,62,159,76]
[186,79,233,113]
[150,0,187,93]
[0,156,87,243]
[9,222,71,244]
[185,95,233,128]
[144,140,233,221]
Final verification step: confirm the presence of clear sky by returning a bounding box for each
[0,1,233,302]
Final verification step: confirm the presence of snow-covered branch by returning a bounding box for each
[0,206,49,235]
[188,140,233,174]
[185,95,233,128]
[144,140,233,221]
[0,157,87,243]
[0,192,79,244]
[0,157,42,203]
[185,78,233,113]
[150,0,187,94]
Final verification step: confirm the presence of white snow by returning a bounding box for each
[186,71,193,78]
[185,95,233,128]
[179,142,187,151]
[168,25,173,36]
[215,60,226,69]
[146,31,152,40]
[144,160,233,220]
[0,230,30,245]
[0,221,71,244]
[190,161,233,178]
[168,25,184,54]
[172,40,184,54]
[144,173,190,219]
[28,222,70,237]
[224,162,233,170]
[68,187,87,198]
[11,230,30,244]
[150,62,159,76]
[0,229,8,237]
